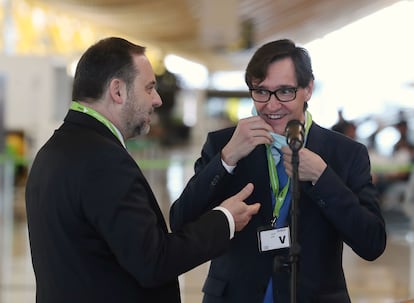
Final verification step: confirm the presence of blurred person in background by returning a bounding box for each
[331,109,357,140]
[170,39,386,303]
[376,114,414,211]
[24,37,261,303]
[393,117,414,162]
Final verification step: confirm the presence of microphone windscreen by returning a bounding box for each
[285,120,305,151]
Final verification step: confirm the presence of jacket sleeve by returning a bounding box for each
[81,150,231,287]
[303,143,386,261]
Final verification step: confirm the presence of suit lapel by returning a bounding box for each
[238,144,273,223]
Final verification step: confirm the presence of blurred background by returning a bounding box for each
[1,0,414,302]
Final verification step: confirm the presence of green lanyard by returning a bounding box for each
[266,111,313,219]
[267,146,290,219]
[70,101,125,146]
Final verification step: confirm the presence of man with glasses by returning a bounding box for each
[170,39,386,303]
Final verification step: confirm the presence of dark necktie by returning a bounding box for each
[274,148,291,228]
[263,149,292,303]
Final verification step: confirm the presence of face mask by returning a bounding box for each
[251,106,313,151]
[251,106,287,152]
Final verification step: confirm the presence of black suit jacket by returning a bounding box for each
[170,122,387,303]
[25,110,231,303]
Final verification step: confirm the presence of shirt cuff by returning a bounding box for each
[221,159,236,174]
[213,206,235,239]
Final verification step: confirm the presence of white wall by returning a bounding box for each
[0,55,72,161]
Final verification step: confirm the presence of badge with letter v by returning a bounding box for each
[257,226,290,252]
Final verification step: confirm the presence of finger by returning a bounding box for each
[249,123,274,135]
[247,203,261,215]
[235,183,254,200]
[244,115,266,123]
[281,146,291,154]
[253,115,274,130]
[250,122,273,132]
[252,129,274,141]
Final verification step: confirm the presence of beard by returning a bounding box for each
[125,112,151,139]
[123,95,151,139]
[137,123,150,136]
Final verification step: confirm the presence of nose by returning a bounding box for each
[153,90,162,108]
[266,94,283,109]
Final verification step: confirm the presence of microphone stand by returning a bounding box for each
[271,120,304,302]
[289,147,301,303]
[284,119,304,303]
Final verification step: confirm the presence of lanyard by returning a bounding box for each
[70,101,125,147]
[267,146,290,221]
[267,111,313,223]
[303,110,313,140]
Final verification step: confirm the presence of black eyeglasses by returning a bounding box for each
[249,87,298,103]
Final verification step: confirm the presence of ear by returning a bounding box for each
[303,79,314,102]
[109,78,125,104]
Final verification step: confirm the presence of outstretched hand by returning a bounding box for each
[220,183,261,231]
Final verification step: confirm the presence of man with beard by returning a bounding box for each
[25,37,260,303]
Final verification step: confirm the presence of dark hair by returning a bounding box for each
[72,37,146,102]
[332,120,355,134]
[245,39,314,89]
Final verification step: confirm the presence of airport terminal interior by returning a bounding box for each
[1,0,414,302]
[1,139,414,303]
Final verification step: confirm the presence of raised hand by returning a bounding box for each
[281,146,327,184]
[220,183,261,231]
[221,116,273,166]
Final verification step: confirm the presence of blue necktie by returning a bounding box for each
[275,149,291,229]
[263,148,291,303]
[276,149,288,190]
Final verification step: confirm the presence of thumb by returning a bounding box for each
[247,203,261,215]
[235,183,254,200]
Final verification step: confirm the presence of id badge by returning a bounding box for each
[257,225,290,252]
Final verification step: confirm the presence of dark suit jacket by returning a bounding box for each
[170,122,387,303]
[25,110,232,303]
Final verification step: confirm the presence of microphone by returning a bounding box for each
[285,120,305,151]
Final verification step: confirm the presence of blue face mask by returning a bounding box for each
[251,106,313,165]
[251,106,287,151]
